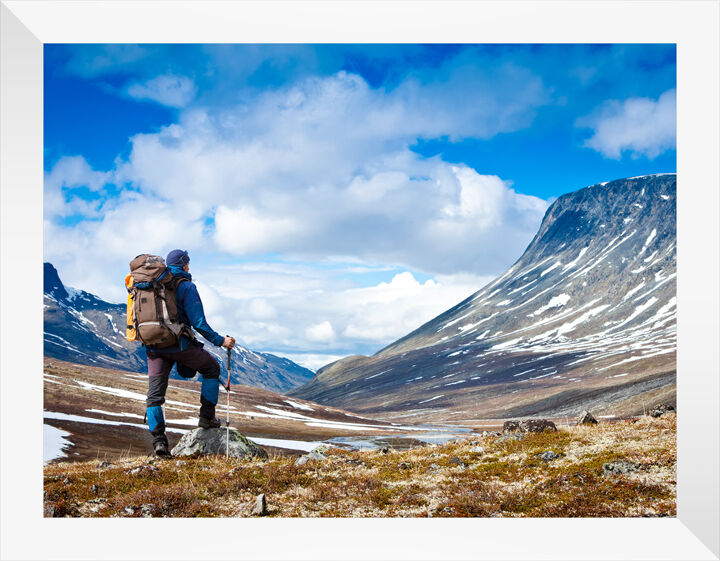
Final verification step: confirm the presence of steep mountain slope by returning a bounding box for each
[43,263,314,393]
[290,175,677,419]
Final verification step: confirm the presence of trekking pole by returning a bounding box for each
[226,346,231,459]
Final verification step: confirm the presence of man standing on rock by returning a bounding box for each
[144,249,235,457]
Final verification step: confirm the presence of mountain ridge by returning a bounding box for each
[43,263,314,393]
[289,174,677,420]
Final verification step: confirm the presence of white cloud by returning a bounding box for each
[103,71,550,278]
[306,321,336,343]
[197,265,492,358]
[45,68,550,361]
[127,74,197,108]
[44,196,206,303]
[44,156,110,218]
[214,206,303,254]
[270,353,348,372]
[577,89,676,159]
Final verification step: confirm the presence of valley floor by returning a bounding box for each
[44,413,676,517]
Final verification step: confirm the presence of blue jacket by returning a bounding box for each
[146,265,225,353]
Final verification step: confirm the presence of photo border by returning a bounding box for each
[1,1,718,559]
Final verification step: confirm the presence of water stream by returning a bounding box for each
[323,425,474,451]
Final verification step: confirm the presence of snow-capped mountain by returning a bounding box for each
[43,263,314,393]
[290,174,677,420]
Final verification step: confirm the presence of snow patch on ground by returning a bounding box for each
[540,262,562,277]
[249,437,326,452]
[562,247,588,272]
[44,424,73,464]
[255,406,311,420]
[418,395,444,404]
[284,399,314,411]
[639,229,657,256]
[491,338,522,350]
[73,379,199,409]
[44,411,189,434]
[104,313,119,334]
[529,294,571,317]
[623,282,646,300]
[85,409,144,419]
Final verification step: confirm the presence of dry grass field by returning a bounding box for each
[44,413,676,518]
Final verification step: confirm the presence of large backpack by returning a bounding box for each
[125,254,193,348]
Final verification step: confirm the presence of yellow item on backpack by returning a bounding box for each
[125,273,137,342]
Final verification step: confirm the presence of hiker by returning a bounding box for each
[138,250,235,457]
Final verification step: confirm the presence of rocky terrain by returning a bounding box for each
[290,175,677,421]
[44,263,314,393]
[44,412,677,517]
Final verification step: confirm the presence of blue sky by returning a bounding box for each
[44,44,676,369]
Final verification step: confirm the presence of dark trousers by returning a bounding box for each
[146,342,221,420]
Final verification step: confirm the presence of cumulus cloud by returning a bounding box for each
[127,73,197,108]
[306,321,337,343]
[272,353,348,372]
[44,156,111,218]
[45,66,550,360]
[108,71,549,276]
[214,206,303,254]
[197,266,493,363]
[44,192,207,303]
[577,89,676,159]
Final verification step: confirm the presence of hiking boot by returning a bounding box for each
[198,416,222,429]
[153,440,171,458]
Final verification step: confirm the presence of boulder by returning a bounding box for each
[251,494,267,516]
[650,404,675,418]
[171,428,267,459]
[502,420,523,433]
[538,451,560,462]
[503,419,557,433]
[602,460,639,476]
[523,419,557,432]
[577,410,598,425]
[294,445,329,466]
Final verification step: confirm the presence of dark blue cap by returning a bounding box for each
[166,249,190,266]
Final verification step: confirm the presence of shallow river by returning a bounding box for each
[324,425,474,451]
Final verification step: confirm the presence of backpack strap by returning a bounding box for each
[169,276,195,341]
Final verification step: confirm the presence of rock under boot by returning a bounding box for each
[198,416,222,429]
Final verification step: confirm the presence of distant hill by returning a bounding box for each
[43,263,314,393]
[289,175,677,420]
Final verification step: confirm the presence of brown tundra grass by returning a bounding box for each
[44,413,676,518]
